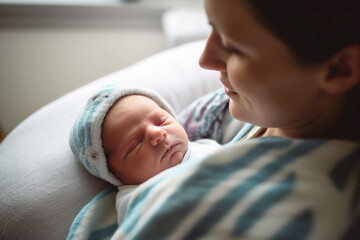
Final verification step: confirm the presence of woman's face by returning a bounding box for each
[200,0,332,136]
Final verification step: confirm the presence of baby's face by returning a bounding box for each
[102,95,189,185]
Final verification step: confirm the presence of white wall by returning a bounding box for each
[0,28,168,134]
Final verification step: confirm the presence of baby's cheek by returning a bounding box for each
[168,152,184,168]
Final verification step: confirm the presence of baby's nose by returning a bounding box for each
[149,126,167,146]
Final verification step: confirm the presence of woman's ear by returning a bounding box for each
[321,45,360,94]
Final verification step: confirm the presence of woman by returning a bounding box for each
[199,0,360,142]
[113,1,360,239]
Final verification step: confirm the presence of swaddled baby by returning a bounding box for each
[69,85,220,223]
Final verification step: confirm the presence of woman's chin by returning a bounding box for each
[229,100,246,121]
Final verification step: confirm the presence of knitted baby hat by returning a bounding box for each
[69,85,177,186]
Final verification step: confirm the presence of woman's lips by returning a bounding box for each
[161,144,179,160]
[224,86,236,96]
[219,73,236,95]
[221,80,237,96]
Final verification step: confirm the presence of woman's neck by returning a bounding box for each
[260,98,349,140]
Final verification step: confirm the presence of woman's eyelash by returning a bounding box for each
[223,45,240,54]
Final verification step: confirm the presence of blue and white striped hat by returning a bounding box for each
[69,85,177,185]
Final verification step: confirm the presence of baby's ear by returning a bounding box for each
[320,45,360,94]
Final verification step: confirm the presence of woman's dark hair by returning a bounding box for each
[246,0,360,65]
[247,0,360,140]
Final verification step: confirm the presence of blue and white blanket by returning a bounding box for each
[113,137,360,240]
[68,89,360,240]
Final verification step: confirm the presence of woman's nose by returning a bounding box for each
[199,30,227,71]
[148,126,167,146]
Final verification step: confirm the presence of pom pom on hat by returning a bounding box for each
[69,85,177,185]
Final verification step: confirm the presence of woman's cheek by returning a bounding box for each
[227,60,255,93]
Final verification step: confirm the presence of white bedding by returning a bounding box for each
[0,40,221,240]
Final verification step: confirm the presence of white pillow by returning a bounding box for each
[0,40,220,240]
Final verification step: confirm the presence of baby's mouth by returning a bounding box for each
[161,144,179,160]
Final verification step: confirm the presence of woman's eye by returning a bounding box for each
[223,45,240,54]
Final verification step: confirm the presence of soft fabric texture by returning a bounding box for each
[66,138,223,240]
[0,40,221,240]
[113,136,360,240]
[66,187,119,240]
[115,139,221,225]
[179,87,246,144]
[69,86,177,186]
[66,90,230,240]
[68,87,360,240]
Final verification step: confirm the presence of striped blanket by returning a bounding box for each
[112,137,360,240]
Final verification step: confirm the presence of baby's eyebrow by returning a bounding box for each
[149,109,165,119]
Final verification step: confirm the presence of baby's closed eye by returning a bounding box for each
[158,115,168,126]
[126,140,142,157]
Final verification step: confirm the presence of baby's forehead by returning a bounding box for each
[109,94,163,118]
[118,94,159,107]
[102,95,162,151]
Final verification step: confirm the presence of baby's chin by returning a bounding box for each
[167,151,185,168]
